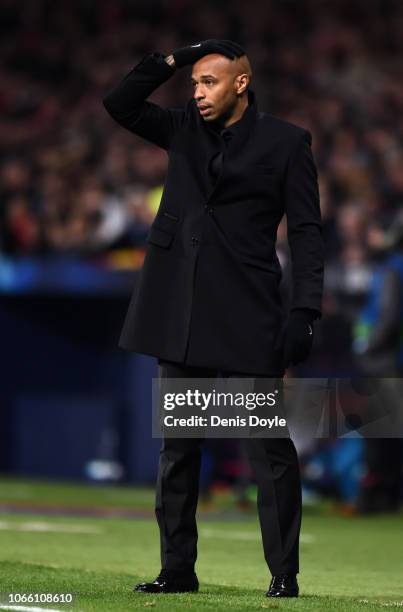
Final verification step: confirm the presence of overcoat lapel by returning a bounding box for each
[187,88,258,203]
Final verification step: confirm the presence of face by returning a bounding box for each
[191,54,248,123]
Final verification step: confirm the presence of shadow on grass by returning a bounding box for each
[1,561,400,611]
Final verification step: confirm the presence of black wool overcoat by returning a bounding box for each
[103,52,324,375]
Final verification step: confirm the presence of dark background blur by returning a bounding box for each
[1,0,402,513]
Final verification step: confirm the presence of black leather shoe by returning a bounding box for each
[134,569,199,594]
[266,574,299,597]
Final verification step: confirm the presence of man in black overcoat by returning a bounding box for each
[103,39,324,598]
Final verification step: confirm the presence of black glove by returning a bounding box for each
[172,39,245,68]
[282,308,316,369]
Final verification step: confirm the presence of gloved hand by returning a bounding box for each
[172,39,245,68]
[282,308,316,369]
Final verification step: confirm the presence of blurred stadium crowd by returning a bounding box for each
[2,0,402,364]
[1,0,402,256]
[1,0,402,511]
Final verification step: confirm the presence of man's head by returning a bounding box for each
[191,53,253,124]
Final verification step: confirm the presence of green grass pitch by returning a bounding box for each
[0,476,402,611]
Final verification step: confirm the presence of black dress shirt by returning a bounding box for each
[208,109,248,182]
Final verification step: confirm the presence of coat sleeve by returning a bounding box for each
[284,130,324,319]
[102,52,185,150]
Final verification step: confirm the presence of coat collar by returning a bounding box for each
[192,88,258,154]
[207,88,257,137]
[188,88,258,202]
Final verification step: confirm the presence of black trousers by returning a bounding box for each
[155,359,302,576]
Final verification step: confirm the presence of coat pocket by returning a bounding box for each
[147,226,174,248]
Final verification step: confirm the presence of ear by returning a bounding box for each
[236,73,249,95]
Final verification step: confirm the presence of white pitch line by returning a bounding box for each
[300,533,315,544]
[0,520,102,534]
[0,606,73,612]
[359,601,403,607]
[200,528,315,543]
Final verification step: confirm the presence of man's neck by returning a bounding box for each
[218,94,249,129]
